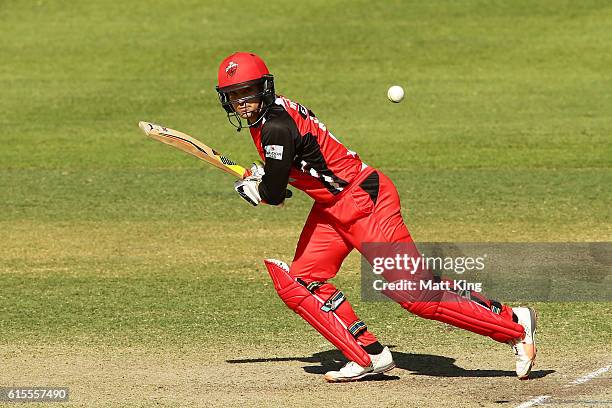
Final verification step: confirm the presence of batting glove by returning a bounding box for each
[235,161,294,206]
[234,176,262,206]
[249,161,265,180]
[234,161,265,206]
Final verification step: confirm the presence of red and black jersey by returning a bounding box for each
[250,96,366,205]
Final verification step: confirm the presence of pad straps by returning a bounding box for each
[321,290,346,312]
[347,320,367,339]
[297,279,346,313]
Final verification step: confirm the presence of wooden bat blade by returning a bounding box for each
[138,121,249,179]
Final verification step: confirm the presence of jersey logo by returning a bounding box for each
[265,144,284,160]
[225,61,238,77]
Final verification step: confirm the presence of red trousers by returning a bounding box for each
[289,167,522,348]
[290,168,411,346]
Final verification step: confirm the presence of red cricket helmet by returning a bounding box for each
[215,52,276,130]
[217,52,270,89]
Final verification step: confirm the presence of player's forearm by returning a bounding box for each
[259,168,290,205]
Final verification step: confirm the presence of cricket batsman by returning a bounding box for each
[215,52,537,382]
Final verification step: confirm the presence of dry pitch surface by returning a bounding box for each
[1,344,610,407]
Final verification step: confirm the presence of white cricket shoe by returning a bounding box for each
[371,346,396,374]
[324,347,395,382]
[324,361,373,382]
[510,307,537,380]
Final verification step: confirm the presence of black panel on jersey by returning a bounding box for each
[359,171,380,205]
[259,106,301,205]
[259,104,349,203]
[298,133,348,195]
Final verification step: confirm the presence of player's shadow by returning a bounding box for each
[226,347,554,380]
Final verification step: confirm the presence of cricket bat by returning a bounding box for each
[138,121,250,179]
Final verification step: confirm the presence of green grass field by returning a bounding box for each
[1,1,611,406]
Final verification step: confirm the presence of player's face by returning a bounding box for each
[228,85,262,122]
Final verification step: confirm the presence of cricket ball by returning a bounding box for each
[387,85,405,103]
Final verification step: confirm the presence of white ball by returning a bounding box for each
[387,85,405,103]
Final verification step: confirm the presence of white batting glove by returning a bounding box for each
[249,161,265,180]
[235,162,264,206]
[234,178,261,206]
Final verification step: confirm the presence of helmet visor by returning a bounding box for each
[218,79,265,105]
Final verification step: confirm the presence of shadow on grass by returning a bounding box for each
[227,347,555,380]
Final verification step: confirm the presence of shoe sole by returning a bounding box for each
[518,308,537,380]
[325,363,396,383]
[373,361,396,374]
[324,370,374,383]
[528,307,537,358]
